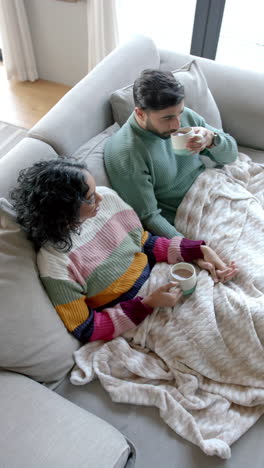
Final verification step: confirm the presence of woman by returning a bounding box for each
[10,159,238,343]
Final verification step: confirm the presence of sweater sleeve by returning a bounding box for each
[183,109,238,165]
[105,139,183,239]
[142,231,206,266]
[40,276,153,343]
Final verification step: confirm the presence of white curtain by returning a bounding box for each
[87,0,119,72]
[0,0,38,81]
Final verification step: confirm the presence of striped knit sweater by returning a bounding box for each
[37,188,205,343]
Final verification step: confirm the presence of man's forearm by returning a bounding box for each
[206,133,238,164]
[143,213,183,238]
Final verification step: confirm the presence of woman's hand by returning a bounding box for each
[186,127,214,154]
[142,282,182,308]
[195,245,239,283]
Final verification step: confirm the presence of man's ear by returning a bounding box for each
[135,107,146,120]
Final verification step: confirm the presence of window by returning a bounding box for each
[116,0,264,73]
[116,0,197,54]
[215,0,264,72]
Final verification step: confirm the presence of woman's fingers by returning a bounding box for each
[200,245,226,270]
[216,263,239,282]
[161,281,180,291]
[198,259,218,282]
[170,288,183,305]
[143,282,182,308]
[164,286,183,307]
[207,263,218,282]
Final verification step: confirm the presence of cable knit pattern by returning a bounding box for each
[37,187,205,342]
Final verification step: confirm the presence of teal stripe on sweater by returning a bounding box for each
[41,276,84,307]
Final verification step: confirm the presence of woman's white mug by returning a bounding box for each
[171,127,201,151]
[170,262,197,295]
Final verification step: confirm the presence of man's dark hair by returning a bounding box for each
[133,69,184,111]
[10,158,90,252]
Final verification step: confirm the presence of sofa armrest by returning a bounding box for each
[28,36,160,156]
[159,49,264,151]
[0,371,131,468]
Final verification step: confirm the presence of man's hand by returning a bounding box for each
[142,282,182,308]
[186,127,214,154]
[195,245,239,283]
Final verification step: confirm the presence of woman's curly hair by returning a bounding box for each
[10,158,90,251]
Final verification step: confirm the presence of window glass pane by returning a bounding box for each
[116,0,197,54]
[216,0,264,72]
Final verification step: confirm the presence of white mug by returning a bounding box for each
[170,262,197,295]
[171,126,201,151]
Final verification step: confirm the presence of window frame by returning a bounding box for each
[190,0,226,60]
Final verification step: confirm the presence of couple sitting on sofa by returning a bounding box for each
[10,70,239,342]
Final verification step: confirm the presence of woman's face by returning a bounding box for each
[79,171,103,223]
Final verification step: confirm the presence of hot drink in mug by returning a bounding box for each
[170,262,197,295]
[171,127,202,151]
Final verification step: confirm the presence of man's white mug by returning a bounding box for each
[170,262,197,295]
[171,126,201,151]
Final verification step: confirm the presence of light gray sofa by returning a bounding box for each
[0,35,264,468]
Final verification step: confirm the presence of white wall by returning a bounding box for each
[25,0,88,86]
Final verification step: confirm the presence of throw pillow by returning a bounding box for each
[0,198,80,386]
[73,123,119,187]
[110,60,222,129]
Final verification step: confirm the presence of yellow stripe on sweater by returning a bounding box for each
[56,296,89,332]
[141,230,149,246]
[87,251,148,308]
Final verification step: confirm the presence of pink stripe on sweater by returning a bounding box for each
[107,306,135,338]
[90,311,115,342]
[153,237,170,262]
[68,209,141,282]
[168,237,184,264]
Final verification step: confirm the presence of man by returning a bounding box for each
[104,69,238,238]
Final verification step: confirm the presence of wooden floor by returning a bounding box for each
[0,62,71,129]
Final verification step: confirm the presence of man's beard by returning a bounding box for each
[145,117,176,140]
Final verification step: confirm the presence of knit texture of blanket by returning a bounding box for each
[71,153,264,458]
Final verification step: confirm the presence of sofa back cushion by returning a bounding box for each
[0,199,79,385]
[0,137,58,200]
[73,123,119,186]
[111,60,222,129]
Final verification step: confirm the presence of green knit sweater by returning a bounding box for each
[104,107,238,238]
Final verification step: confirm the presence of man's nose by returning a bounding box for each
[170,117,180,130]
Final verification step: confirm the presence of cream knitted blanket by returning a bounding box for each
[71,153,264,458]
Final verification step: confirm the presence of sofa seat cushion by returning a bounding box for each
[238,146,264,165]
[110,60,222,129]
[0,199,80,385]
[56,375,264,468]
[0,371,131,468]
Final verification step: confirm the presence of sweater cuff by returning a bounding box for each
[168,237,206,264]
[180,239,206,262]
[121,296,153,326]
[136,296,153,315]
